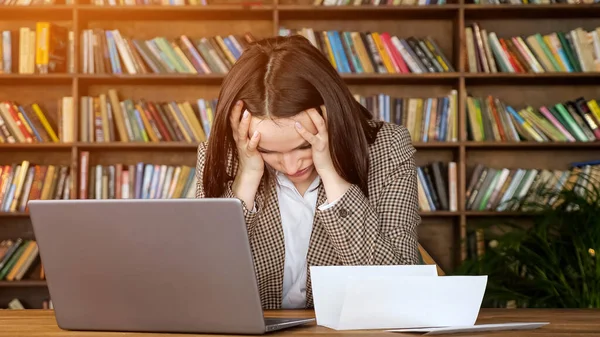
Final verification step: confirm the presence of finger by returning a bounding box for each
[230,100,243,141]
[247,130,261,152]
[238,109,251,144]
[306,108,327,135]
[295,121,318,144]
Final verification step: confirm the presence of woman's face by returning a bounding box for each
[248,112,318,185]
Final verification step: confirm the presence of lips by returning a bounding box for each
[289,166,309,177]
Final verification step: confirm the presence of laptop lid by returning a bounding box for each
[28,198,267,334]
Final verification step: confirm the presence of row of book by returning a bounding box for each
[79,152,197,199]
[465,160,600,212]
[2,91,458,144]
[81,28,256,75]
[0,98,73,144]
[280,28,454,74]
[355,90,458,142]
[0,162,71,213]
[2,159,599,213]
[0,160,197,211]
[80,27,454,76]
[465,23,600,74]
[4,92,600,144]
[0,24,74,75]
[0,238,42,282]
[466,95,600,142]
[7,23,600,76]
[417,161,458,212]
[79,90,215,143]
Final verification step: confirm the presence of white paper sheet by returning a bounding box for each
[310,265,438,330]
[309,265,487,331]
[388,322,549,335]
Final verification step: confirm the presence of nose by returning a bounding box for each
[281,153,300,175]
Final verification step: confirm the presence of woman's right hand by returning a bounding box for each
[230,100,264,210]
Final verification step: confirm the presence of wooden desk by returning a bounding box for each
[1,309,600,336]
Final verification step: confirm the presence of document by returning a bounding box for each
[388,322,549,335]
[309,265,487,331]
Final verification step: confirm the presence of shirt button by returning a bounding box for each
[339,208,348,218]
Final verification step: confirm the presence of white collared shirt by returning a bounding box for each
[274,172,337,309]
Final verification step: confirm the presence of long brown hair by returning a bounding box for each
[203,34,382,198]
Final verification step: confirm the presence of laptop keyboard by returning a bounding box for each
[264,318,301,325]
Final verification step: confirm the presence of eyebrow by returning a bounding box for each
[257,141,311,153]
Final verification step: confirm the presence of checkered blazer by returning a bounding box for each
[195,120,421,309]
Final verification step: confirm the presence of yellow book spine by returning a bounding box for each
[587,99,600,125]
[135,103,158,142]
[177,102,200,142]
[6,241,35,281]
[9,160,30,212]
[31,103,59,142]
[215,36,237,66]
[322,31,337,70]
[16,106,35,141]
[181,102,206,142]
[371,32,395,73]
[350,32,374,73]
[35,22,50,74]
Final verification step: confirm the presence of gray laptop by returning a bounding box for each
[28,198,315,334]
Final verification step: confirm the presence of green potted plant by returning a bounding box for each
[455,172,600,308]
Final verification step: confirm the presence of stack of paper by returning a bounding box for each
[309,265,548,334]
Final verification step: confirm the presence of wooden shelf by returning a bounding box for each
[463,141,600,149]
[76,142,200,150]
[464,211,537,217]
[76,74,226,85]
[2,73,600,85]
[463,3,600,19]
[278,4,460,19]
[464,72,600,85]
[0,5,73,20]
[76,4,274,20]
[0,212,30,218]
[76,73,460,84]
[0,143,74,150]
[0,280,47,288]
[420,211,460,217]
[0,74,73,85]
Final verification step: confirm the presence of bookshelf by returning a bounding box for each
[1,0,600,309]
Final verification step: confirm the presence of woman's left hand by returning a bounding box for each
[295,105,351,203]
[294,105,336,176]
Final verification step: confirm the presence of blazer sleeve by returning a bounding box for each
[316,126,420,265]
[195,142,260,236]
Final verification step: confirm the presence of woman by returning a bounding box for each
[195,35,420,310]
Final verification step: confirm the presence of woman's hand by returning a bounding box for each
[294,106,335,176]
[230,100,264,178]
[230,100,263,210]
[295,105,351,203]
